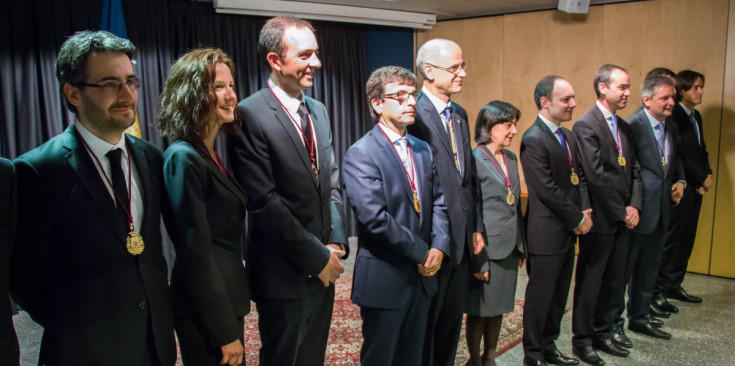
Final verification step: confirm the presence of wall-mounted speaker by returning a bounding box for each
[558,0,590,14]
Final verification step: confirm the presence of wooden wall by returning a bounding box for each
[416,0,734,278]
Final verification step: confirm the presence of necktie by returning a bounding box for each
[395,138,410,172]
[555,128,567,150]
[441,106,452,130]
[610,115,621,147]
[106,148,129,228]
[441,106,461,174]
[690,112,702,147]
[297,102,313,155]
[654,123,665,149]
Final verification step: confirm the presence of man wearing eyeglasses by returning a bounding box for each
[343,66,449,366]
[409,38,487,366]
[10,31,175,366]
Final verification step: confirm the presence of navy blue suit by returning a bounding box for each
[343,124,449,366]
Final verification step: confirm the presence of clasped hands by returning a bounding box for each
[671,182,685,206]
[418,248,444,277]
[573,208,594,235]
[317,244,346,287]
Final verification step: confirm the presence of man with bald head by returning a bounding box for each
[409,38,487,366]
[521,75,591,366]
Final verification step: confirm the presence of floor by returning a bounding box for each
[12,238,735,365]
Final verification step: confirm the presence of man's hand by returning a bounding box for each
[219,339,244,366]
[473,271,489,282]
[472,232,485,255]
[703,174,714,191]
[671,182,685,206]
[326,243,346,259]
[624,206,639,229]
[574,209,593,235]
[317,249,345,287]
[419,248,444,276]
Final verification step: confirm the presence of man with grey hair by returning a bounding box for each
[571,64,641,365]
[11,30,176,365]
[409,38,487,366]
[618,75,685,341]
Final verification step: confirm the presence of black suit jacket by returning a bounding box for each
[671,103,712,187]
[343,125,449,309]
[573,106,642,234]
[0,158,19,366]
[408,93,483,267]
[520,117,591,255]
[228,88,347,300]
[10,125,176,366]
[162,139,249,348]
[626,109,685,234]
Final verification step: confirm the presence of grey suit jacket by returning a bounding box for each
[473,146,525,265]
[626,109,685,234]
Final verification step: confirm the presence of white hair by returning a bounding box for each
[415,38,460,79]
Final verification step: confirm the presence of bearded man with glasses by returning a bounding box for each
[10,30,176,366]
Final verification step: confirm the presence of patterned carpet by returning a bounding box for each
[176,275,525,365]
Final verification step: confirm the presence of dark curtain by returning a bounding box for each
[0,0,370,236]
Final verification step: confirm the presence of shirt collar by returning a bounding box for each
[75,121,128,159]
[268,78,305,115]
[595,100,615,121]
[377,122,406,144]
[678,102,694,116]
[421,86,451,115]
[538,113,560,134]
[643,108,665,129]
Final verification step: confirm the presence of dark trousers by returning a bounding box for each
[657,189,703,295]
[572,228,630,347]
[623,221,665,326]
[522,246,575,361]
[423,253,469,366]
[176,316,245,365]
[256,284,335,366]
[360,284,430,366]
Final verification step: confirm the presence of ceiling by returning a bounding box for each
[269,0,637,20]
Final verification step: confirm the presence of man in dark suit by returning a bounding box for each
[622,76,685,341]
[410,38,487,366]
[520,75,592,366]
[10,31,175,365]
[1,158,19,366]
[571,64,642,365]
[654,70,712,306]
[227,16,347,366]
[343,66,449,366]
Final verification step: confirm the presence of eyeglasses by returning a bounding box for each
[427,62,468,75]
[383,91,417,105]
[74,78,142,93]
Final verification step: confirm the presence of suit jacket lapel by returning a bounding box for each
[409,135,428,223]
[449,104,465,177]
[261,89,316,186]
[305,98,328,192]
[418,94,453,157]
[188,138,247,207]
[64,125,127,239]
[372,126,414,209]
[478,146,506,186]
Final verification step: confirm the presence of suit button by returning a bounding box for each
[138,302,146,310]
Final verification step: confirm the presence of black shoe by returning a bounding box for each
[544,349,580,365]
[524,359,548,366]
[611,328,633,348]
[666,287,703,303]
[592,338,629,357]
[572,345,605,366]
[649,304,671,318]
[647,315,664,328]
[653,294,679,313]
[628,322,672,340]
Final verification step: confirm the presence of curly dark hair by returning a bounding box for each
[157,48,237,141]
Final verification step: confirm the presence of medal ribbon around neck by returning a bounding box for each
[192,143,227,176]
[268,85,317,169]
[377,123,420,214]
[613,126,626,166]
[479,145,516,206]
[74,122,144,255]
[654,125,667,169]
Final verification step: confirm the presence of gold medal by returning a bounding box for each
[570,170,580,186]
[618,154,626,167]
[413,190,421,214]
[661,158,667,170]
[311,160,319,182]
[506,189,516,206]
[126,224,144,255]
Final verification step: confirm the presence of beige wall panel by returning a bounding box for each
[603,0,728,275]
[415,16,505,144]
[711,0,735,278]
[503,8,604,186]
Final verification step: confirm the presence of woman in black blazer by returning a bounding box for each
[158,48,249,366]
[465,101,527,366]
